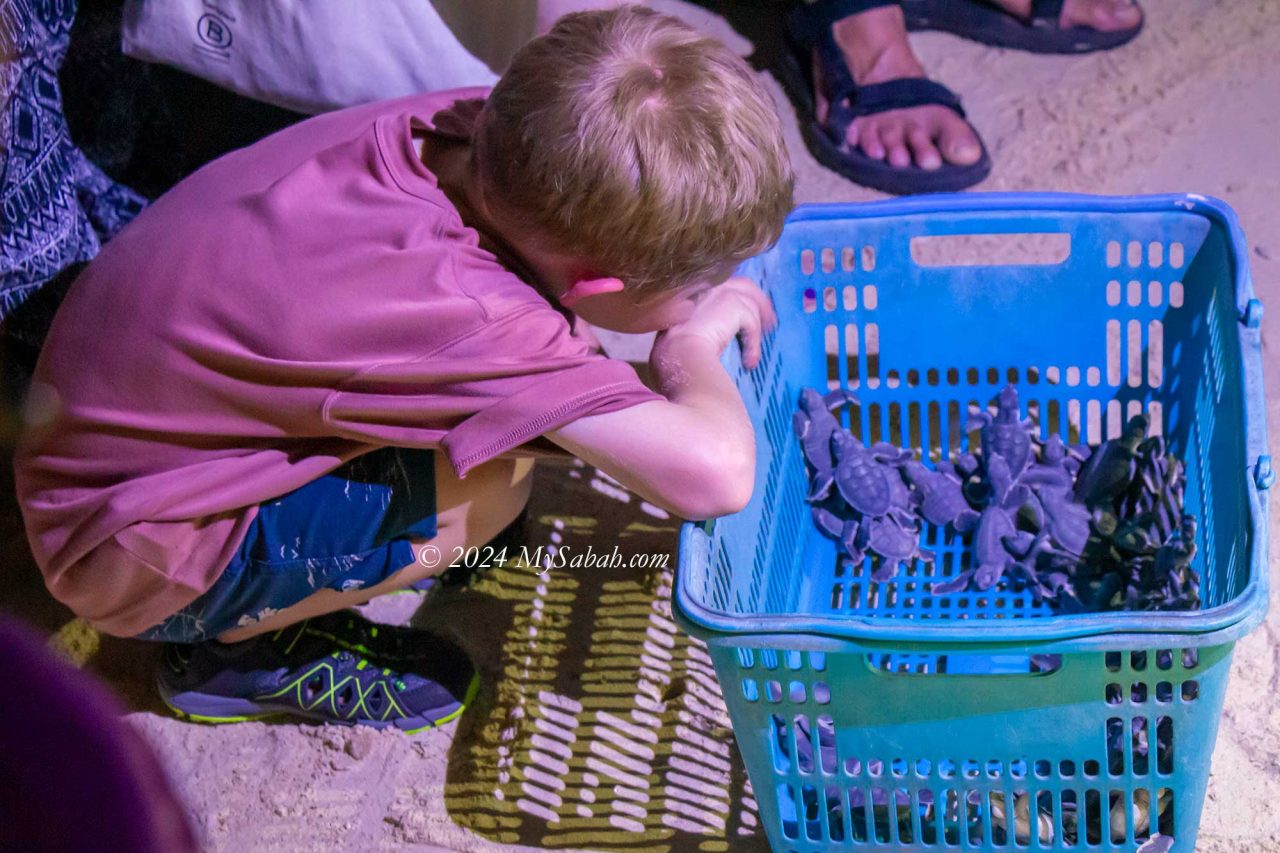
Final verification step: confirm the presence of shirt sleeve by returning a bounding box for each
[322,303,663,477]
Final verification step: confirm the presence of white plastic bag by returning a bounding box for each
[121,0,500,115]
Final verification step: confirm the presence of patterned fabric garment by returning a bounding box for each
[0,0,146,327]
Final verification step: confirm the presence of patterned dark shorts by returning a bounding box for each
[137,447,438,644]
[1,0,146,330]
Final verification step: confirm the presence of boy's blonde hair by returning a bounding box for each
[476,5,794,298]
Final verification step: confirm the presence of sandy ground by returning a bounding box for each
[7,1,1280,851]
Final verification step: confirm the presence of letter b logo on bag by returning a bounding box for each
[196,11,233,52]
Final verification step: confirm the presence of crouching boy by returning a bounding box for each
[15,6,793,729]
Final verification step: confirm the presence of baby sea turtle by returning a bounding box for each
[866,515,931,581]
[967,385,1035,479]
[1153,514,1200,609]
[987,452,1034,514]
[1106,510,1163,554]
[971,505,1027,590]
[1020,433,1077,491]
[811,504,870,564]
[814,430,911,514]
[929,453,1038,593]
[1027,484,1091,556]
[903,460,979,530]
[1123,435,1185,542]
[793,387,858,478]
[1155,515,1198,574]
[1074,414,1149,507]
[989,791,1056,847]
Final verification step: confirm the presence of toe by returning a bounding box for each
[1091,0,1141,29]
[906,125,942,171]
[850,117,886,160]
[936,111,983,166]
[878,123,911,169]
[1064,0,1142,31]
[1104,0,1143,28]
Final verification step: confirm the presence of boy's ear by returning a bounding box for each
[558,276,625,308]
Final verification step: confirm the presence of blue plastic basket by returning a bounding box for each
[673,194,1270,852]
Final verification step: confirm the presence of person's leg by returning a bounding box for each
[215,453,534,643]
[814,0,1140,171]
[814,4,982,171]
[153,450,533,729]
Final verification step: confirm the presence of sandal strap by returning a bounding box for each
[821,73,967,146]
[810,27,859,144]
[812,22,858,107]
[848,77,967,119]
[1030,0,1066,24]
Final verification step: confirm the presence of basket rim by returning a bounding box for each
[673,191,1270,650]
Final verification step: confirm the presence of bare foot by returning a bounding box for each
[991,0,1143,30]
[816,5,982,171]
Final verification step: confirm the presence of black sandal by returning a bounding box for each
[775,0,992,195]
[902,0,1143,54]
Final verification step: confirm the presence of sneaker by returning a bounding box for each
[157,619,479,732]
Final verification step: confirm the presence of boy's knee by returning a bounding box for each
[397,457,531,586]
[434,455,533,543]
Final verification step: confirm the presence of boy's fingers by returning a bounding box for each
[740,329,761,369]
[741,281,777,330]
[760,292,778,331]
[737,302,763,368]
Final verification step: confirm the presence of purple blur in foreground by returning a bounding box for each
[0,618,197,853]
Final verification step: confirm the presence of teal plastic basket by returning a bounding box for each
[673,194,1270,852]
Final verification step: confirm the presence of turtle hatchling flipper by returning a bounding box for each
[812,506,845,540]
[842,519,866,563]
[1002,530,1037,557]
[871,559,900,582]
[972,563,1005,590]
[954,508,980,534]
[807,474,834,502]
[931,570,975,594]
[824,388,859,410]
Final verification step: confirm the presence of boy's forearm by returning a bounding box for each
[648,332,753,443]
[547,336,759,520]
[647,333,757,508]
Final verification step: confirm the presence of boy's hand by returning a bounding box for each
[656,276,777,369]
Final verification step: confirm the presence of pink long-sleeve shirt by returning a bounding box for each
[14,89,661,637]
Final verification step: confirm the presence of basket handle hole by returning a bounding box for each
[910,233,1072,267]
